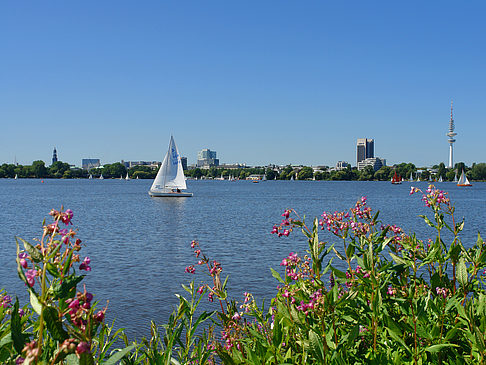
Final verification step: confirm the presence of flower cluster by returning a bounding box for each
[435,287,450,299]
[410,185,451,210]
[1,293,12,309]
[271,209,293,237]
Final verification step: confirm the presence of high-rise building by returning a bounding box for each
[356,138,374,166]
[197,149,219,167]
[447,101,457,168]
[52,147,58,165]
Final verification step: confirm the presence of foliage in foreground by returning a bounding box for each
[1,184,485,364]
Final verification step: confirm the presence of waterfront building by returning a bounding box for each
[335,161,350,171]
[357,157,386,172]
[82,158,101,170]
[52,147,58,165]
[121,161,160,170]
[356,138,374,166]
[197,149,219,167]
[447,100,457,168]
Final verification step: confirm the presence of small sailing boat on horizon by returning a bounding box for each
[14,174,18,180]
[125,173,130,181]
[149,136,193,197]
[457,170,472,187]
[99,174,104,180]
[391,171,402,185]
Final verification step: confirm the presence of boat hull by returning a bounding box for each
[148,190,193,197]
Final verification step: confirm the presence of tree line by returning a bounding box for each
[2,160,486,181]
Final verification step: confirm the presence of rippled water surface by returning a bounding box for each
[1,179,485,339]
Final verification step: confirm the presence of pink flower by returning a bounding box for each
[76,341,90,355]
[185,266,195,274]
[197,286,204,294]
[283,229,290,236]
[79,257,91,271]
[282,210,290,219]
[94,311,105,322]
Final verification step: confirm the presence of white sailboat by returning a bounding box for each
[149,136,193,197]
[99,174,104,180]
[409,172,413,182]
[453,172,458,183]
[119,175,123,180]
[125,173,130,181]
[457,170,472,187]
[14,174,18,180]
[89,174,93,179]
[438,176,443,182]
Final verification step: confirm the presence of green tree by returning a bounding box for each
[437,162,447,180]
[298,166,313,180]
[470,163,486,180]
[358,166,375,181]
[265,169,277,180]
[32,160,47,178]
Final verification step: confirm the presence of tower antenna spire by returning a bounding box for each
[446,100,457,168]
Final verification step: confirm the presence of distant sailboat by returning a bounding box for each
[119,175,123,180]
[136,175,139,180]
[290,175,294,181]
[438,176,443,182]
[99,174,104,180]
[457,170,472,187]
[89,174,93,179]
[125,173,130,181]
[453,172,458,183]
[149,136,192,197]
[391,171,402,184]
[409,172,413,182]
[14,174,18,180]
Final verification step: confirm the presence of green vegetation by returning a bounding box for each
[1,160,486,181]
[1,186,486,363]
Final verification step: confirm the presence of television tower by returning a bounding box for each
[446,101,456,168]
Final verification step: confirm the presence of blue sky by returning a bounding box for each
[1,1,485,167]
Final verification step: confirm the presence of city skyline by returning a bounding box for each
[1,2,485,167]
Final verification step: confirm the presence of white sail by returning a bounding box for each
[150,136,187,192]
[457,170,471,186]
[438,176,443,182]
[125,173,130,180]
[14,174,18,180]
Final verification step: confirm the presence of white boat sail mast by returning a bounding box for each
[149,136,192,197]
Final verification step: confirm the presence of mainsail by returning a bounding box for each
[150,136,187,191]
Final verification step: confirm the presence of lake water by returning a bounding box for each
[1,179,485,339]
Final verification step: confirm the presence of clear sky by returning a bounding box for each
[1,1,485,167]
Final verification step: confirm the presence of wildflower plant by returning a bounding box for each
[213,185,486,364]
[2,208,134,364]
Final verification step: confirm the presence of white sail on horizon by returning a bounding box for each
[150,136,187,192]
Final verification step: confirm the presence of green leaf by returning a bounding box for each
[457,258,468,287]
[65,354,80,365]
[308,330,324,361]
[419,215,436,228]
[11,299,25,354]
[29,289,42,315]
[63,249,74,277]
[270,268,285,284]
[389,253,411,266]
[52,275,84,299]
[104,344,136,365]
[425,343,457,353]
[79,352,95,365]
[17,237,43,263]
[332,247,346,261]
[43,305,69,341]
